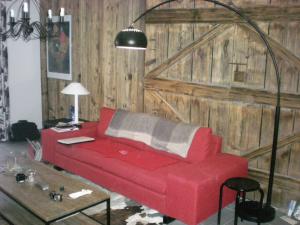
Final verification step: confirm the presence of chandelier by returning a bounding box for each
[1,0,65,41]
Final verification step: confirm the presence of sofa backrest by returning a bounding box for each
[97,107,222,162]
[97,107,146,149]
[97,107,115,137]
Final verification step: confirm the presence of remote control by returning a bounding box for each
[35,182,49,191]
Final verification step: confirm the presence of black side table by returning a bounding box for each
[43,118,89,129]
[43,118,72,129]
[218,177,264,225]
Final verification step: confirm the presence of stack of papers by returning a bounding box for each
[69,189,93,199]
[51,127,79,133]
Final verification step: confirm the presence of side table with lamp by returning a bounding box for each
[43,82,90,129]
[61,82,90,125]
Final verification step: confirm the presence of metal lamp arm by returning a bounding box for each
[131,0,177,25]
[204,0,281,97]
[201,2,281,207]
[130,0,281,207]
[131,0,280,96]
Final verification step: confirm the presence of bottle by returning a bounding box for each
[69,105,75,121]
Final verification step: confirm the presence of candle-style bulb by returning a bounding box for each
[48,9,52,19]
[23,2,29,13]
[60,8,65,17]
[10,9,14,18]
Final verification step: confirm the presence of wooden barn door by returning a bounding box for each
[143,0,300,209]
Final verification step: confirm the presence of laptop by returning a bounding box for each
[58,136,95,145]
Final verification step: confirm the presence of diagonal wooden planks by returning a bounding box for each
[249,167,300,192]
[148,91,188,123]
[239,23,300,72]
[145,24,233,79]
[243,132,300,160]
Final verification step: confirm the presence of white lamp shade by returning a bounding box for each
[61,82,90,95]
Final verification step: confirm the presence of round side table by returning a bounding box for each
[217,177,264,225]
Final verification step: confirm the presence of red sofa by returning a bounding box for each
[42,107,248,225]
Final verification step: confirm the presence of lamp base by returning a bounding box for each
[69,120,83,125]
[259,205,276,223]
[237,201,276,223]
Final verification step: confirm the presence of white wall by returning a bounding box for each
[7,1,43,128]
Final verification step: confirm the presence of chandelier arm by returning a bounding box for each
[1,0,64,41]
[12,21,23,38]
[31,21,48,39]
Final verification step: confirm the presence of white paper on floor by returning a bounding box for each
[280,215,299,225]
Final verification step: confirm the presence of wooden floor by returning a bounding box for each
[0,217,9,225]
[0,141,299,225]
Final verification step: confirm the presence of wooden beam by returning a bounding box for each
[145,6,300,24]
[145,24,233,79]
[243,133,300,160]
[239,24,300,72]
[144,78,300,109]
[249,167,300,192]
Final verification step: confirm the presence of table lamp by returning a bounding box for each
[61,82,90,124]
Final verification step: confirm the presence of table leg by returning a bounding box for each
[218,183,225,225]
[234,191,240,225]
[257,188,264,225]
[241,191,245,222]
[106,199,110,225]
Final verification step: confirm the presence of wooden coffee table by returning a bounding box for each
[0,160,110,225]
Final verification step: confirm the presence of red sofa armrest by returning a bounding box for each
[166,153,248,225]
[41,122,98,163]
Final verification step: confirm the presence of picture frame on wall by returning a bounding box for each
[47,15,72,80]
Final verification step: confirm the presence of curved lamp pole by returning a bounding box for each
[115,0,280,222]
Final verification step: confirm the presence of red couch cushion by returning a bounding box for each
[97,107,115,137]
[76,139,178,170]
[186,127,215,163]
[55,138,181,194]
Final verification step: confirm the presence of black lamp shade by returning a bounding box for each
[114,27,147,50]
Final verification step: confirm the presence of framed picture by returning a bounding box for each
[47,15,72,80]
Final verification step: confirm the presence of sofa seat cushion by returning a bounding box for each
[74,139,179,170]
[99,157,169,194]
[76,138,122,158]
[68,147,174,194]
[55,139,182,194]
[115,150,178,171]
[97,156,188,194]
[55,138,116,157]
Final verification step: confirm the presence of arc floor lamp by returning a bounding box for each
[115,0,281,223]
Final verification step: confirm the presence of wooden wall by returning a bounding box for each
[143,0,300,210]
[40,0,145,121]
[41,0,300,211]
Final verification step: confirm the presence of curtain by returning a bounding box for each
[0,1,9,141]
